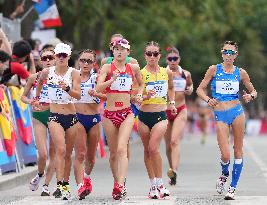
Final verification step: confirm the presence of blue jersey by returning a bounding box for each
[211,64,240,102]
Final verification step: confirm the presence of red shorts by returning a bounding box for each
[166,104,187,121]
[103,107,133,128]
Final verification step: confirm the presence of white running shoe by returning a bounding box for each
[62,185,71,200]
[216,175,228,194]
[148,186,159,199]
[157,184,170,198]
[41,185,50,196]
[29,174,42,191]
[224,186,236,200]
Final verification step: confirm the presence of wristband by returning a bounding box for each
[64,85,70,93]
[169,100,175,105]
[34,96,40,101]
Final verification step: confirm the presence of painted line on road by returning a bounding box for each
[244,139,267,183]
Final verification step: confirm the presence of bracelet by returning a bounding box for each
[136,94,142,98]
[34,96,40,101]
[207,98,211,103]
[169,100,175,105]
[64,85,70,93]
[250,93,255,100]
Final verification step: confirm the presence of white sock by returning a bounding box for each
[84,173,90,179]
[156,178,163,187]
[150,178,156,186]
[77,183,83,189]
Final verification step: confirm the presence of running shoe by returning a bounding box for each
[112,182,126,200]
[157,184,170,198]
[216,175,228,194]
[53,184,62,198]
[78,177,92,200]
[40,185,50,196]
[224,186,236,200]
[148,185,159,199]
[62,185,71,200]
[167,168,177,185]
[29,174,42,191]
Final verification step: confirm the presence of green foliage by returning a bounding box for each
[2,0,267,108]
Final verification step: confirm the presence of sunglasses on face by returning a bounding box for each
[41,55,54,61]
[79,58,94,64]
[55,53,68,59]
[167,56,179,62]
[221,49,237,56]
[145,51,160,57]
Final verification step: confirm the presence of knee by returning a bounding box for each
[117,147,127,158]
[56,147,66,158]
[170,139,179,148]
[75,151,85,163]
[148,145,159,156]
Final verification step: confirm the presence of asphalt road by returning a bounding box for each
[0,134,267,205]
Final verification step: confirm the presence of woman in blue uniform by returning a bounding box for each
[196,41,257,200]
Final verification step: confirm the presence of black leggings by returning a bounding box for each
[48,112,78,131]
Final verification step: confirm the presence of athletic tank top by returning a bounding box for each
[211,64,240,101]
[47,66,74,104]
[141,66,168,104]
[75,70,100,104]
[172,66,187,92]
[105,63,133,94]
[31,73,50,103]
[106,56,131,64]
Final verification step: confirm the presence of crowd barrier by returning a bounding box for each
[0,86,37,175]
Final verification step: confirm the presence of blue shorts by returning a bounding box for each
[77,113,101,133]
[214,104,244,125]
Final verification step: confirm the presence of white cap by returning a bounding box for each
[113,38,130,50]
[54,43,72,56]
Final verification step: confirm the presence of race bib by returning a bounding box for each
[216,81,239,94]
[146,81,168,98]
[173,77,186,92]
[39,84,50,103]
[48,84,71,103]
[79,83,98,103]
[110,74,132,91]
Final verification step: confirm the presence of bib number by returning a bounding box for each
[110,74,132,91]
[216,81,239,94]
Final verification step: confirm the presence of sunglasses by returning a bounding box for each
[167,56,179,62]
[221,49,237,56]
[79,58,94,64]
[41,55,54,61]
[55,53,68,58]
[145,51,160,57]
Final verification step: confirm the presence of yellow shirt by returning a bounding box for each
[141,66,168,105]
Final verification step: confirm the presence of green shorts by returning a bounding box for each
[32,109,50,127]
[138,110,167,130]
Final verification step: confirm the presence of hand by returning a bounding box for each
[111,70,120,81]
[169,104,177,115]
[88,89,97,97]
[0,84,7,90]
[242,90,252,103]
[132,94,143,105]
[207,98,219,107]
[147,89,156,99]
[31,99,42,111]
[184,86,193,95]
[58,81,68,90]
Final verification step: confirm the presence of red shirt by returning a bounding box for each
[10,62,30,79]
[105,63,134,94]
